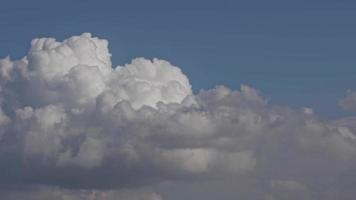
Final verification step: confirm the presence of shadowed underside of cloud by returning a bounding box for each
[0,33,356,200]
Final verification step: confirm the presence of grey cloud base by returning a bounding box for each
[0,33,356,200]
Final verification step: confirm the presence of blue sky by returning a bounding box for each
[1,0,355,118]
[2,1,356,199]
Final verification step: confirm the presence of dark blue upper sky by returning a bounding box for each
[1,0,355,118]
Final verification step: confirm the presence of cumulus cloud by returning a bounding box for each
[0,33,356,199]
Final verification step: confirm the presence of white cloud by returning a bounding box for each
[0,33,356,199]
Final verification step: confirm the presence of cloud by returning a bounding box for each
[0,33,356,199]
[0,186,162,200]
[266,180,311,200]
[340,90,356,111]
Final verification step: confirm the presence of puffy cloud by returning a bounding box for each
[0,33,356,199]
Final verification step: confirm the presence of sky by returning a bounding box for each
[0,0,356,200]
[1,0,356,118]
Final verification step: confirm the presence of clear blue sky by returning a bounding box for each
[0,0,355,118]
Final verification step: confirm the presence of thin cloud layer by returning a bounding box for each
[0,186,162,200]
[340,90,356,112]
[0,33,356,200]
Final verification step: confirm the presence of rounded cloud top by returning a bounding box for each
[1,33,192,110]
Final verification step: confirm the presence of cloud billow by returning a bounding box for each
[0,33,355,200]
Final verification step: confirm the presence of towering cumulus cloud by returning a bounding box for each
[0,33,355,200]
